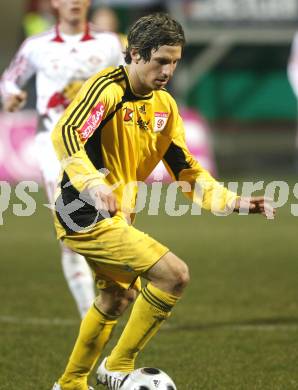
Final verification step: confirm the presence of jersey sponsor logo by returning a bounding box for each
[79,102,105,141]
[154,112,169,132]
[123,107,134,121]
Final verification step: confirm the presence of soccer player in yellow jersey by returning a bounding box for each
[51,13,275,390]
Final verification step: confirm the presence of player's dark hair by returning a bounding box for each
[124,13,185,64]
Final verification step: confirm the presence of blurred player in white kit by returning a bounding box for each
[288,30,298,164]
[0,0,124,318]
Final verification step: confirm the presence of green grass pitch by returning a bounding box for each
[0,183,297,389]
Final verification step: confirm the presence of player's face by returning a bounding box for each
[51,0,90,24]
[130,45,182,95]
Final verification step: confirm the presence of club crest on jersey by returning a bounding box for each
[79,102,105,141]
[154,112,168,132]
[123,107,134,121]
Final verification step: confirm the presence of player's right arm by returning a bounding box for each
[0,38,36,111]
[51,69,119,214]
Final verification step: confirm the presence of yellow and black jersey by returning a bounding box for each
[52,65,237,238]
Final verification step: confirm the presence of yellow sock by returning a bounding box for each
[107,283,179,372]
[59,304,117,390]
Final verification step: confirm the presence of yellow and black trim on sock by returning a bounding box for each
[142,286,172,313]
[141,283,179,316]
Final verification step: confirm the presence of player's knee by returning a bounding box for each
[95,287,137,317]
[160,257,190,294]
[117,288,137,313]
[171,261,190,292]
[125,288,138,304]
[110,290,137,316]
[146,253,190,295]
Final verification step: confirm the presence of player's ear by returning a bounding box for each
[131,49,141,64]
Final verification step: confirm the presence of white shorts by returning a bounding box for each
[34,131,60,204]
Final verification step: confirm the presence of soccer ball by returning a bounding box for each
[120,367,177,390]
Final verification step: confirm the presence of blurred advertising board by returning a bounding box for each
[0,109,216,183]
[0,111,40,183]
[182,0,298,24]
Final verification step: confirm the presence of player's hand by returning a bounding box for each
[88,184,119,217]
[234,196,276,219]
[2,91,27,112]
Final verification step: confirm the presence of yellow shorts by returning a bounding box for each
[62,215,169,291]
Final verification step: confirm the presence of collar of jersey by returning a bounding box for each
[122,66,153,101]
[52,23,94,42]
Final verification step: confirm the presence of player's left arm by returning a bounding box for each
[162,112,275,218]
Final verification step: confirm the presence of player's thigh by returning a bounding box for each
[63,216,169,290]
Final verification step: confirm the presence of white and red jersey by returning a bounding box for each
[0,24,124,132]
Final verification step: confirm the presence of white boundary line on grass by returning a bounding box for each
[1,315,298,331]
[0,315,78,326]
